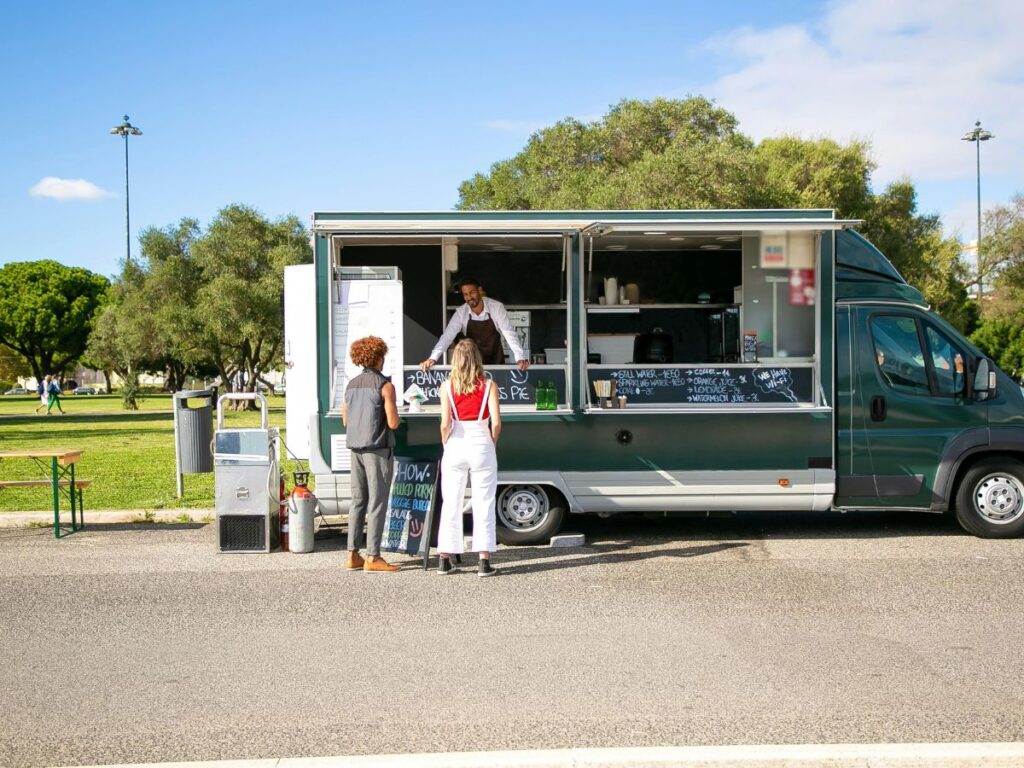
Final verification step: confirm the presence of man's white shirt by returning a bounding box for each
[428,297,526,362]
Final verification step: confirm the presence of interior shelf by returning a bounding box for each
[586,303,736,311]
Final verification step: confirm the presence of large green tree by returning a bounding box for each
[458,97,875,213]
[752,135,874,219]
[85,264,163,409]
[979,194,1024,297]
[0,344,31,384]
[0,260,109,383]
[188,205,311,399]
[135,218,208,391]
[859,180,977,334]
[459,96,975,333]
[459,97,764,210]
[971,316,1024,381]
[84,207,311,408]
[965,193,1024,374]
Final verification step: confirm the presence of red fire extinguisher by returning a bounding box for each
[278,474,288,551]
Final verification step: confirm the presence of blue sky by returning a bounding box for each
[2,0,1021,278]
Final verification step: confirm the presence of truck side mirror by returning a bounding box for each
[972,357,996,401]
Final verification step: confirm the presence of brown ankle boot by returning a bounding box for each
[364,556,400,573]
[345,551,365,571]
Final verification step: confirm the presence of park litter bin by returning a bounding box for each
[173,389,215,497]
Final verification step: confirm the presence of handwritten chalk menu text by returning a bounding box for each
[588,366,813,404]
[402,367,566,406]
[381,458,438,561]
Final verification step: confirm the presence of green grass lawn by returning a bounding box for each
[0,393,297,512]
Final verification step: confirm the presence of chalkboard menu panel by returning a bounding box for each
[403,367,567,406]
[589,366,813,404]
[381,457,439,568]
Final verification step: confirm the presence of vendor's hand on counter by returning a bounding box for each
[419,359,436,371]
[516,359,530,371]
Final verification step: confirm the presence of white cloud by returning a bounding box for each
[703,0,1024,189]
[29,177,112,201]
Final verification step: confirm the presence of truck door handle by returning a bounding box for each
[870,395,886,422]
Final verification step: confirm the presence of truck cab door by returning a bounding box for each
[837,305,986,509]
[835,304,876,503]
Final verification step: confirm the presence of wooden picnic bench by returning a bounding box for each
[0,479,92,488]
[0,450,89,538]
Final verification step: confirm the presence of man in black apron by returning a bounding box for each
[421,278,529,371]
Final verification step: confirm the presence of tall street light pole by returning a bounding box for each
[961,120,993,298]
[110,115,143,263]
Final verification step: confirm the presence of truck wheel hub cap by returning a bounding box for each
[498,485,549,530]
[975,475,1024,523]
[509,492,538,521]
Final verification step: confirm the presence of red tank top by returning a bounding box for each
[451,377,490,421]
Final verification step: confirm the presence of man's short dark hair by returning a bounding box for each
[456,276,481,291]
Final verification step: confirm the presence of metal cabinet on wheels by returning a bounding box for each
[214,392,281,553]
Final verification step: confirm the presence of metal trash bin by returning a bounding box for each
[173,389,215,497]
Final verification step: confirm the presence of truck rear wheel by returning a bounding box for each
[955,457,1024,538]
[495,484,566,545]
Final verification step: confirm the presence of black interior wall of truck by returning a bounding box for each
[453,251,563,305]
[340,245,441,363]
[589,249,742,304]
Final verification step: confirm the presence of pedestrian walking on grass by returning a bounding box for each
[436,339,502,577]
[341,336,401,573]
[45,375,64,415]
[35,376,49,413]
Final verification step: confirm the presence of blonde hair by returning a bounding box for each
[449,339,484,395]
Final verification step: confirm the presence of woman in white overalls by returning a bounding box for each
[437,339,502,576]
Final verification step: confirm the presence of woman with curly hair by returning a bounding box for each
[342,335,401,573]
[436,339,502,576]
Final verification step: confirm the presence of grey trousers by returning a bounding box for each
[348,447,393,556]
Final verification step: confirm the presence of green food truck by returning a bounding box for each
[283,209,1024,542]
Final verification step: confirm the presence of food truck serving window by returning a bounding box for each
[328,232,574,414]
[581,228,821,409]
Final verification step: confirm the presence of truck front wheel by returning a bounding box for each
[955,457,1024,538]
[495,484,566,545]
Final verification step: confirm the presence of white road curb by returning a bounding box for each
[71,742,1024,768]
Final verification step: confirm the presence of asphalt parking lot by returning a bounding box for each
[1,510,1023,768]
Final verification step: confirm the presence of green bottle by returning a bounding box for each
[535,380,545,410]
[545,380,557,410]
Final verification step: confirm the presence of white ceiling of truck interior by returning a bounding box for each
[336,233,744,251]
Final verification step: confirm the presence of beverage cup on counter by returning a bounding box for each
[617,395,627,409]
[598,296,607,305]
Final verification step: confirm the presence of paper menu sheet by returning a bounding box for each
[501,310,530,361]
[331,279,404,411]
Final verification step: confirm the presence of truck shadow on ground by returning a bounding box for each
[311,508,969,571]
[563,509,967,542]
[491,541,749,575]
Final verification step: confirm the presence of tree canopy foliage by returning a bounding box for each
[86,204,311,407]
[967,195,1024,373]
[0,260,109,382]
[459,96,975,333]
[859,180,977,333]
